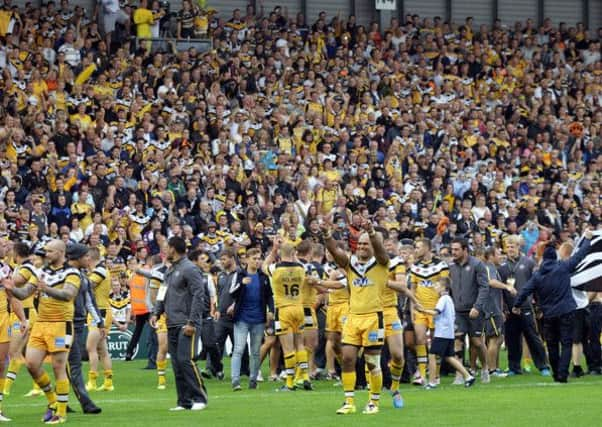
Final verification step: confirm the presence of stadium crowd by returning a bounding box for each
[0,0,601,421]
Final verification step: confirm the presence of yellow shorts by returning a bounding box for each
[157,314,167,334]
[413,310,435,329]
[303,307,318,330]
[28,321,73,353]
[9,308,38,337]
[384,306,403,338]
[0,312,10,344]
[275,305,304,336]
[87,309,113,332]
[342,312,384,348]
[326,303,348,333]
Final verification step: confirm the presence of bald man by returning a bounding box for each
[7,240,82,424]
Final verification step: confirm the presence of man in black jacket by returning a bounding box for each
[513,229,592,383]
[499,235,549,376]
[66,244,104,414]
[151,237,207,411]
[228,248,274,390]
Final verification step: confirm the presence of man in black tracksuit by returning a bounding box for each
[499,236,549,375]
[66,243,102,414]
[514,230,592,383]
[151,237,208,411]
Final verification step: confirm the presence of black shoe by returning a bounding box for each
[83,406,102,414]
[201,370,212,379]
[66,406,75,413]
[124,355,133,362]
[571,366,584,378]
[554,376,568,383]
[143,365,157,370]
[216,371,225,381]
[588,369,602,376]
[249,380,257,390]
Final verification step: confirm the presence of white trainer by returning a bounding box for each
[190,402,207,411]
[169,406,187,412]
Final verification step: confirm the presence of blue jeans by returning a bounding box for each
[231,321,264,384]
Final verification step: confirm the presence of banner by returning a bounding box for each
[571,230,602,292]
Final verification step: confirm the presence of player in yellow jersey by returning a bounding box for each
[318,220,390,415]
[141,258,169,390]
[4,242,40,398]
[296,240,319,387]
[86,248,114,392]
[322,246,348,381]
[261,238,310,391]
[6,240,81,424]
[409,238,449,386]
[0,239,27,421]
[383,238,422,408]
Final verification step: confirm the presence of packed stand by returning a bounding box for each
[0,0,600,419]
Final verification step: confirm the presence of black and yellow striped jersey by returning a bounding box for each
[410,257,449,309]
[34,264,81,321]
[110,290,131,323]
[346,255,388,315]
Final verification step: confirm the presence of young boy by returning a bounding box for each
[420,277,476,388]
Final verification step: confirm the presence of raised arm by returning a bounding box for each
[321,223,349,269]
[565,230,593,272]
[364,220,389,266]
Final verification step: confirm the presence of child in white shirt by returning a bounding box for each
[420,277,475,388]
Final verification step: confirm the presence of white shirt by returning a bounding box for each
[99,0,120,14]
[434,294,455,339]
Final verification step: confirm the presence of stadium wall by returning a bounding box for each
[8,1,601,37]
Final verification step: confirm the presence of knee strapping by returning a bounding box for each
[365,354,381,373]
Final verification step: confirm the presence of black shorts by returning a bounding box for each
[572,308,589,343]
[455,312,485,337]
[430,337,455,358]
[485,314,505,337]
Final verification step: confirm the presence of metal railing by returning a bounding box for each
[134,37,213,53]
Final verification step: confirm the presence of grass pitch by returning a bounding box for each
[4,359,601,426]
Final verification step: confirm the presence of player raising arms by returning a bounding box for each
[6,240,81,424]
[262,238,310,391]
[315,219,389,415]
